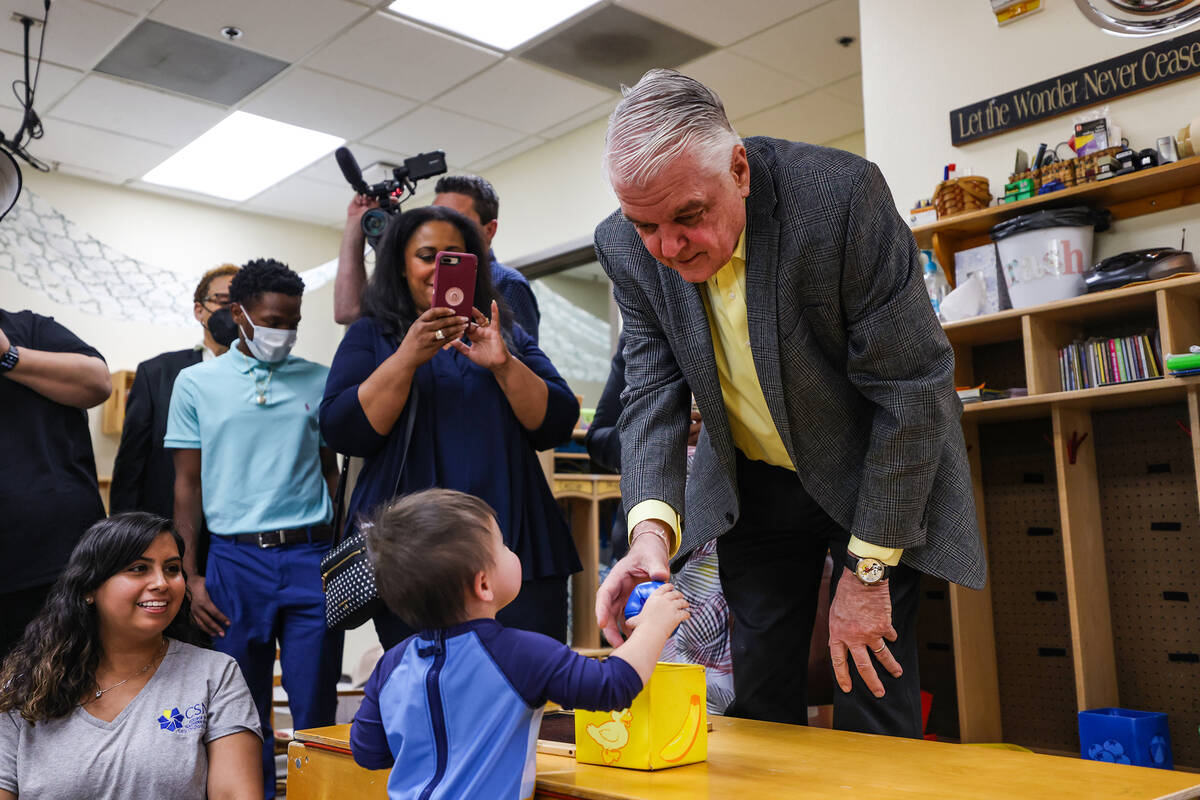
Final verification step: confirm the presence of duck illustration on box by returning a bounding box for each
[575,662,707,770]
[585,709,633,764]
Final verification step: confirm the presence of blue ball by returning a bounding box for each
[623,580,666,620]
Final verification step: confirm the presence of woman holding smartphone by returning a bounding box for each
[0,512,261,799]
[320,205,581,648]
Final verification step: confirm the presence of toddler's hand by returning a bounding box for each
[633,582,690,636]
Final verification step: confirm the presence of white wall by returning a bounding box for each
[860,1,1198,261]
[481,117,867,263]
[4,170,344,477]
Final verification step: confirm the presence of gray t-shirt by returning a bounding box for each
[0,639,261,799]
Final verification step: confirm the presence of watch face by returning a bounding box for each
[855,558,885,584]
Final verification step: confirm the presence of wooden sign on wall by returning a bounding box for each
[949,29,1200,145]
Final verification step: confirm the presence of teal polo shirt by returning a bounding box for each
[164,348,332,535]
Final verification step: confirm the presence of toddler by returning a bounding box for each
[350,488,690,799]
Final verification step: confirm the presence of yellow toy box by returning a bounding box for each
[574,662,707,770]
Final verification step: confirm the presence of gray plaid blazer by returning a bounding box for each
[594,137,985,590]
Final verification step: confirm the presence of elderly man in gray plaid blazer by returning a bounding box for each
[593,70,985,738]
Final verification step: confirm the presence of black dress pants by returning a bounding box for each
[716,453,923,738]
[0,582,53,659]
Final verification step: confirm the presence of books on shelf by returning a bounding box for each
[1057,331,1163,391]
[956,385,1028,403]
[1165,351,1200,376]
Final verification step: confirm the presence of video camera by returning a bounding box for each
[335,146,448,246]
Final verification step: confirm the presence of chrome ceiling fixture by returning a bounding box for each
[1074,0,1200,36]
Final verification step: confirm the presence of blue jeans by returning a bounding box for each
[206,535,344,798]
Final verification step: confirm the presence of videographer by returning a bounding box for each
[333,175,539,341]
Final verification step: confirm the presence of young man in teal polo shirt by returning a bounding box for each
[166,258,340,799]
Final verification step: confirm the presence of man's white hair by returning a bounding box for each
[603,69,741,189]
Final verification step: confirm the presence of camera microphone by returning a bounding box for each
[335,146,369,194]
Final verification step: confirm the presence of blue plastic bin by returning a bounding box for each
[1078,708,1172,770]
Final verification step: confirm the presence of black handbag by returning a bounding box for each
[320,389,418,630]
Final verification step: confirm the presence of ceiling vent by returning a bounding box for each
[520,5,714,91]
[94,20,288,106]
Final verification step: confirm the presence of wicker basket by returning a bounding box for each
[932,176,991,218]
[1074,146,1122,184]
[1035,159,1076,189]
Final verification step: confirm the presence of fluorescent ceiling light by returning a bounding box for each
[387,0,600,51]
[142,112,344,202]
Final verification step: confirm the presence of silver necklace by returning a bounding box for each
[92,638,167,699]
[239,349,275,405]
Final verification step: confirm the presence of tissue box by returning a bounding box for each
[574,662,706,770]
[1078,708,1172,770]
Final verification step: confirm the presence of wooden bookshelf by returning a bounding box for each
[941,248,1200,761]
[913,156,1200,285]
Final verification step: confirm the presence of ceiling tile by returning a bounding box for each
[677,51,812,121]
[51,75,226,147]
[52,161,127,185]
[305,13,500,102]
[434,59,613,135]
[734,89,862,145]
[731,0,861,87]
[89,0,159,13]
[241,68,415,141]
[0,50,84,110]
[241,174,350,225]
[363,106,526,168]
[1,0,138,71]
[150,0,368,62]
[33,118,174,179]
[535,99,612,140]
[825,73,862,107]
[615,0,822,47]
[465,136,546,172]
[300,142,410,188]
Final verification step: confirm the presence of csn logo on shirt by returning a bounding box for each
[157,703,207,733]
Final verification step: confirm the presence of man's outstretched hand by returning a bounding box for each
[594,521,672,645]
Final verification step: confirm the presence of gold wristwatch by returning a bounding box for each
[846,552,891,586]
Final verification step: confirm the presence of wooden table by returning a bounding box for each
[552,473,621,650]
[287,718,1200,800]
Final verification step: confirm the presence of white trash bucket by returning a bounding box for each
[991,207,1109,309]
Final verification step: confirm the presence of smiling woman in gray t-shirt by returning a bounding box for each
[0,513,261,799]
[0,639,260,799]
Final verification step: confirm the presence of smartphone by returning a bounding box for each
[432,251,478,318]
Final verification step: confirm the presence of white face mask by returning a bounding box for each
[238,307,297,364]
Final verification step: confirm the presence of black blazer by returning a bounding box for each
[110,348,203,518]
[594,137,985,589]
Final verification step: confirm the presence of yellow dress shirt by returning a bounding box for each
[629,231,901,566]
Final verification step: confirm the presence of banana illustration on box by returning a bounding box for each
[585,709,633,765]
[658,694,703,762]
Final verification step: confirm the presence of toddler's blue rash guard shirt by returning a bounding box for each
[351,618,642,800]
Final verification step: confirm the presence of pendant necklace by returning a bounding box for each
[240,349,275,405]
[91,638,167,700]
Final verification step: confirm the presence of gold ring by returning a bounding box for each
[872,645,885,654]
[435,329,445,341]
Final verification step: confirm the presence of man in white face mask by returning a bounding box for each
[165,258,341,799]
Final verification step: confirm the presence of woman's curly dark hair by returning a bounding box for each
[0,513,203,723]
[361,205,514,351]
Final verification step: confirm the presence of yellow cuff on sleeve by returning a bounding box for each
[627,500,681,558]
[847,536,903,567]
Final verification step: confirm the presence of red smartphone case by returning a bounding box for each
[432,251,478,318]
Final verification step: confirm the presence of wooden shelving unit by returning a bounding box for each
[913,157,1200,286]
[928,161,1200,765]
